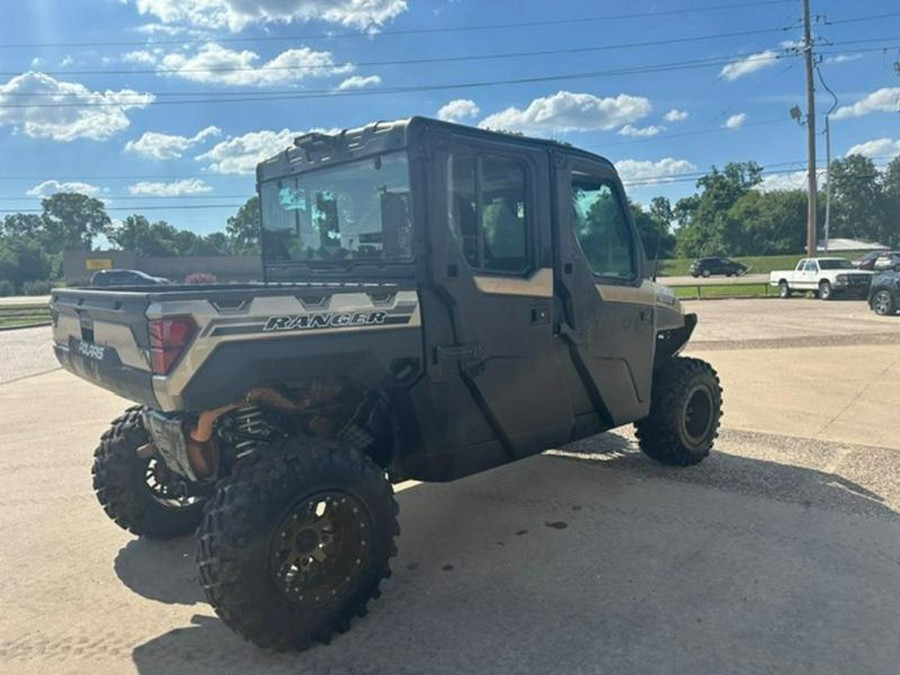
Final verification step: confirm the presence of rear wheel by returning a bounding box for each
[92,408,208,538]
[819,281,833,301]
[778,281,791,299]
[872,290,896,316]
[197,436,399,651]
[635,357,722,467]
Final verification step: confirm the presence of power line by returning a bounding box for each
[0,52,800,108]
[0,25,798,79]
[0,0,796,50]
[1,41,894,110]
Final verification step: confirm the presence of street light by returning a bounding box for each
[817,67,839,255]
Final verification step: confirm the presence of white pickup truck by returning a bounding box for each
[769,257,873,300]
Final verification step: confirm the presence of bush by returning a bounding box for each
[0,279,15,297]
[185,272,217,284]
[23,279,53,295]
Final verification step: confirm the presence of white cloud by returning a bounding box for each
[198,128,289,174]
[0,72,154,142]
[130,0,408,32]
[723,113,747,130]
[437,99,480,122]
[479,91,652,134]
[757,169,825,192]
[664,108,688,122]
[826,53,862,65]
[142,43,353,86]
[845,138,900,159]
[615,158,697,185]
[30,57,46,69]
[337,74,381,90]
[198,127,342,174]
[833,87,900,120]
[618,124,665,137]
[25,180,101,198]
[125,125,221,159]
[59,55,74,68]
[720,50,778,81]
[123,49,162,66]
[128,179,214,196]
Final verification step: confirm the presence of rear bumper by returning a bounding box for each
[54,337,159,408]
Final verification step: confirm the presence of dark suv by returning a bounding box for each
[873,252,900,272]
[89,269,169,287]
[689,257,748,278]
[852,250,887,271]
[868,270,899,316]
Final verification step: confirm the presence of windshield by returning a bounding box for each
[819,259,854,270]
[260,152,412,264]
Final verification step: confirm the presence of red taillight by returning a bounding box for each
[149,317,196,375]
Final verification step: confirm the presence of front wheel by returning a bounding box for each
[635,357,723,466]
[92,408,208,539]
[197,437,399,651]
[819,281,833,301]
[701,269,711,278]
[872,290,896,316]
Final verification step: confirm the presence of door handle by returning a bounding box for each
[531,306,550,325]
[638,309,652,324]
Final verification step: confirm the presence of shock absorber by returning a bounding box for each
[230,405,270,457]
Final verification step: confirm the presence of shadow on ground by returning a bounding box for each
[115,537,206,606]
[128,432,900,675]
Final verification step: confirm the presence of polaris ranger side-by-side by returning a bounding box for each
[51,117,722,650]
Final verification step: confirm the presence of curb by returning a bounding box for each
[0,321,51,332]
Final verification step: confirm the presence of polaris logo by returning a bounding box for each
[78,341,106,360]
[263,311,388,332]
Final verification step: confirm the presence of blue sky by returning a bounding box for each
[0,0,897,236]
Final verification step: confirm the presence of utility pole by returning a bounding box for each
[803,0,818,256]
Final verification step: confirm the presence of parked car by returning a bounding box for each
[872,251,900,272]
[89,269,169,287]
[769,257,873,300]
[868,270,900,316]
[851,250,887,270]
[689,256,748,278]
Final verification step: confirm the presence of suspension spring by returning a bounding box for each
[231,405,269,457]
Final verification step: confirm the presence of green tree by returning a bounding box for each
[226,196,261,254]
[828,155,884,244]
[630,199,675,260]
[674,162,764,257]
[877,156,899,247]
[108,215,178,256]
[40,193,110,252]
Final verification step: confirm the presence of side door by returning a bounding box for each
[552,153,656,426]
[802,259,819,289]
[421,137,574,458]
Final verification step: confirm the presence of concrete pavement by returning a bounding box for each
[0,300,898,674]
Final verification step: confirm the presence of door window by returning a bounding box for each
[570,173,636,280]
[448,153,529,274]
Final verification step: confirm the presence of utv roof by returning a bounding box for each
[256,116,615,182]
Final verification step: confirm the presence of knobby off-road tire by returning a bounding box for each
[92,407,208,538]
[635,357,723,467]
[197,437,399,651]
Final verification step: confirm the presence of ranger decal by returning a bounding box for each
[263,311,389,332]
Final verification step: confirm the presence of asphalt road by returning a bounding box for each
[1,299,898,674]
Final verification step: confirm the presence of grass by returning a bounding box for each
[672,283,772,300]
[0,305,51,329]
[657,250,871,277]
